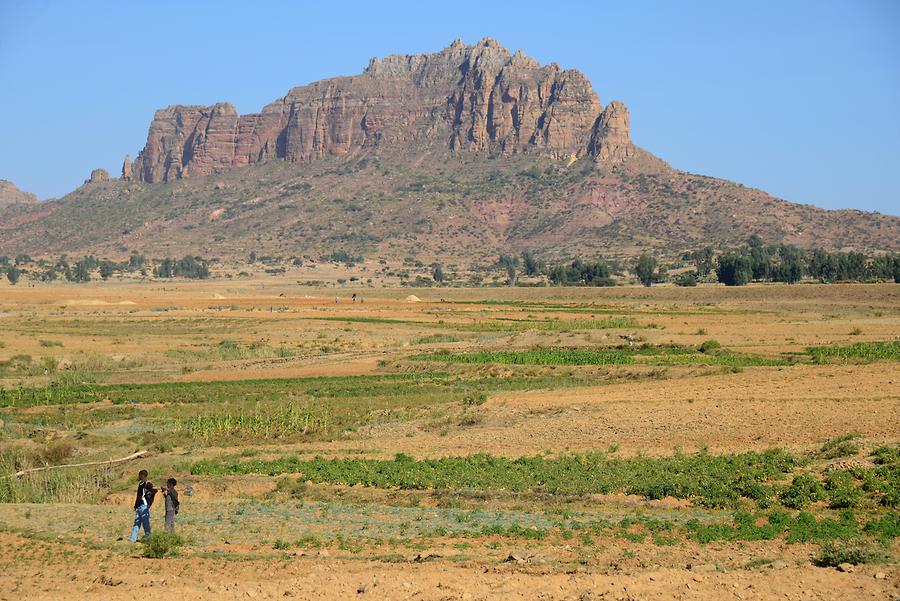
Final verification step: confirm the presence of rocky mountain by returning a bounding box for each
[0,180,38,206]
[1,39,897,262]
[128,38,625,183]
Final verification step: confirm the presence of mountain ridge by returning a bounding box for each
[126,38,642,183]
[1,39,897,261]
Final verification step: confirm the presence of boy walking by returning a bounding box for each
[130,469,156,542]
[162,478,180,532]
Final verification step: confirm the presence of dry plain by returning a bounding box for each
[0,280,897,600]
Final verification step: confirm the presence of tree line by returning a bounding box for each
[496,239,899,288]
[708,236,899,286]
[0,252,210,284]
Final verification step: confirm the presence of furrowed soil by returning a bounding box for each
[0,279,898,600]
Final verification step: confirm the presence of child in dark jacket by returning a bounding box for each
[130,469,156,542]
[162,478,179,532]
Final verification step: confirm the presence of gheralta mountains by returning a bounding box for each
[2,38,898,262]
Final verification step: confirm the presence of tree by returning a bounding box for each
[634,253,657,287]
[505,264,518,286]
[716,252,752,286]
[99,260,116,280]
[773,245,804,284]
[72,259,91,283]
[498,254,519,270]
[748,245,772,280]
[548,264,567,286]
[6,266,21,285]
[431,262,444,283]
[522,251,542,276]
[128,252,146,271]
[546,257,613,287]
[248,251,257,264]
[692,247,715,277]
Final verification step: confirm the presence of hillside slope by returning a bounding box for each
[1,39,897,261]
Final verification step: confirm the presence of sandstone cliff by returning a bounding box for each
[0,180,38,205]
[130,38,630,183]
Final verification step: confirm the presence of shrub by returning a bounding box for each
[819,433,861,460]
[42,440,75,465]
[814,539,890,567]
[275,477,309,499]
[143,532,184,558]
[780,474,825,509]
[462,392,487,406]
[824,471,863,509]
[674,271,698,287]
[698,339,721,354]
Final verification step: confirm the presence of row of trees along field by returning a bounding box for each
[522,237,899,287]
[0,252,210,284]
[703,235,900,286]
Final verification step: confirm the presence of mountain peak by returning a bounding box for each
[0,179,38,205]
[130,39,609,183]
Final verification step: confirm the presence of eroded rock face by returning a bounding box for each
[121,154,133,180]
[0,180,38,205]
[589,101,634,161]
[86,168,110,184]
[130,38,632,182]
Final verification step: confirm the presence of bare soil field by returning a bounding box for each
[0,280,897,600]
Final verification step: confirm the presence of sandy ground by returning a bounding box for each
[1,281,899,599]
[0,532,895,601]
[309,363,900,458]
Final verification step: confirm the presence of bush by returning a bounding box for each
[780,473,825,509]
[674,271,698,287]
[42,441,75,465]
[143,531,184,559]
[819,433,861,459]
[814,539,890,567]
[275,477,309,499]
[824,471,863,509]
[698,339,721,354]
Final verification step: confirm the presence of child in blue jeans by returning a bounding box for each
[130,469,156,542]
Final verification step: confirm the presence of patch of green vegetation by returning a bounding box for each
[411,334,463,344]
[785,510,859,543]
[779,474,825,509]
[412,348,635,366]
[806,340,900,362]
[165,339,295,362]
[824,471,864,509]
[192,448,798,508]
[178,402,330,442]
[813,538,892,567]
[819,433,862,460]
[143,531,184,559]
[697,339,721,353]
[414,344,788,368]
[38,340,63,348]
[1,373,446,408]
[0,448,118,503]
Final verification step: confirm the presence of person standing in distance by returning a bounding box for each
[130,469,156,542]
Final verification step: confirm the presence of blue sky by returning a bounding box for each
[1,0,898,215]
